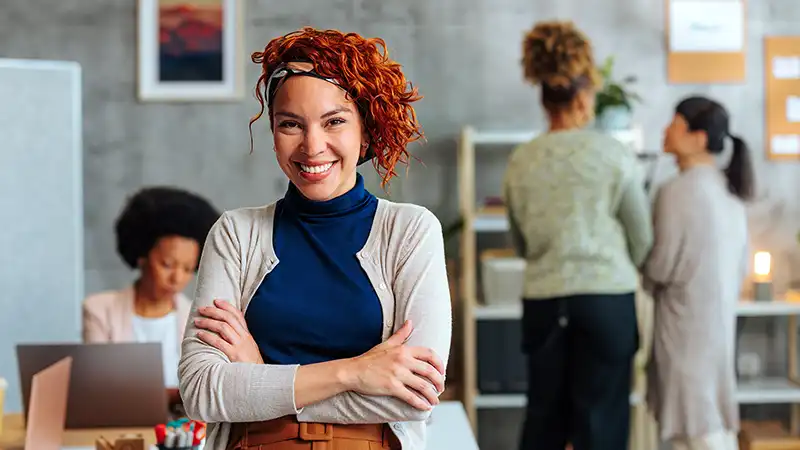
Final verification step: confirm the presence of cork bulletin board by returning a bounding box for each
[665,0,747,83]
[764,36,800,160]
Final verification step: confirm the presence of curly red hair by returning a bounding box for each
[249,27,423,187]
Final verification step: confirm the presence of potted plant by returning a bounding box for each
[594,56,641,131]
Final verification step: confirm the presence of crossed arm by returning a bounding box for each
[178,211,452,424]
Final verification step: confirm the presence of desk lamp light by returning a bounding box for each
[753,251,772,302]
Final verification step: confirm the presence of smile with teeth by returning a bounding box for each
[298,162,334,174]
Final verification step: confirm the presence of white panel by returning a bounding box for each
[0,58,84,412]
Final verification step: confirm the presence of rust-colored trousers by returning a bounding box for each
[227,416,401,450]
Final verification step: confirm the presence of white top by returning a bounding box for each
[132,312,180,388]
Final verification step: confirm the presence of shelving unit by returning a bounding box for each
[458,132,800,440]
[470,301,800,403]
[456,124,800,443]
[457,125,648,428]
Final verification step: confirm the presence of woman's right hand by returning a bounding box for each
[341,320,445,410]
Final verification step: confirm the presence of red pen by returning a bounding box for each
[154,423,167,445]
[192,421,207,446]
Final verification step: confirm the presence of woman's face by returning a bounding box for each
[139,236,199,299]
[664,113,705,156]
[271,65,367,202]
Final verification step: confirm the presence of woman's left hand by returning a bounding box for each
[194,299,264,364]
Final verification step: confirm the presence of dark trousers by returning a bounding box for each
[519,292,638,450]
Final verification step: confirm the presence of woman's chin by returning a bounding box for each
[295,180,342,201]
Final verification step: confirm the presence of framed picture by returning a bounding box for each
[137,0,244,101]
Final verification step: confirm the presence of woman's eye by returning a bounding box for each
[278,121,300,129]
[328,118,346,126]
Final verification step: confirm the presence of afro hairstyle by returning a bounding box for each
[114,186,220,270]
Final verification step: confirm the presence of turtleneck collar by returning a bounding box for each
[284,173,371,218]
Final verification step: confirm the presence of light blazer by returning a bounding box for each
[82,285,192,343]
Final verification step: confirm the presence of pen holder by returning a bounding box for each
[156,446,194,450]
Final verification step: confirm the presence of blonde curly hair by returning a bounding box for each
[521,21,600,102]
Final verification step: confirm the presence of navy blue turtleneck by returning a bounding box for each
[245,174,384,365]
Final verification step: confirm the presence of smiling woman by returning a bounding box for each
[178,28,452,450]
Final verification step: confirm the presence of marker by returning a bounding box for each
[192,421,206,446]
[154,424,167,445]
[165,429,177,448]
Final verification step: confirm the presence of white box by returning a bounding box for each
[481,256,526,305]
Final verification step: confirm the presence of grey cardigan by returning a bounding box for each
[178,199,453,450]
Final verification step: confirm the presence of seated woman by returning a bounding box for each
[179,27,452,450]
[82,186,220,389]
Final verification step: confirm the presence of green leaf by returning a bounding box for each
[594,54,640,113]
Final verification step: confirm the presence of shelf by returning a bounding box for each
[470,130,539,146]
[474,304,521,320]
[473,378,800,409]
[473,214,509,232]
[467,128,644,148]
[475,392,642,409]
[474,301,800,321]
[737,300,800,317]
[737,377,800,403]
[474,393,526,409]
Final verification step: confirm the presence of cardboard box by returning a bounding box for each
[739,421,800,450]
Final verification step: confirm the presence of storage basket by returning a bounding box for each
[480,249,525,305]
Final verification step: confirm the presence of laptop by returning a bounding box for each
[16,343,168,428]
[7,356,72,450]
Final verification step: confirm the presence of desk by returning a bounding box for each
[1,401,477,450]
[427,401,479,449]
[0,413,155,450]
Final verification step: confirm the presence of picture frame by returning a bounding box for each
[137,0,245,102]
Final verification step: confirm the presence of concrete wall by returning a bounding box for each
[3,0,800,447]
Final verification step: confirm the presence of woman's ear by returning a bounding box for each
[691,130,709,151]
[360,131,370,158]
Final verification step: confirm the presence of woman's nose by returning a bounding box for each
[302,126,326,156]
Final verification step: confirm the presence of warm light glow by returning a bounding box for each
[754,252,771,277]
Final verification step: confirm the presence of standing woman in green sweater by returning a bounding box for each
[504,21,654,450]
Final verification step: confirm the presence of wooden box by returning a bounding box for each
[740,421,800,450]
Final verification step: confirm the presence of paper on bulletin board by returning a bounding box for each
[771,134,800,155]
[773,56,800,79]
[669,0,744,52]
[787,96,800,122]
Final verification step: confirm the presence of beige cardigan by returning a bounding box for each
[82,285,191,343]
[178,200,453,450]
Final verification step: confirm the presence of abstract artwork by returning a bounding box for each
[137,0,243,101]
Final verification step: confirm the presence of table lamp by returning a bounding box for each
[753,251,772,302]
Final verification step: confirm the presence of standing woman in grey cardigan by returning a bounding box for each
[504,21,653,450]
[177,27,452,450]
[645,96,753,450]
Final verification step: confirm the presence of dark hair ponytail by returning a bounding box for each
[675,95,755,200]
[725,134,754,200]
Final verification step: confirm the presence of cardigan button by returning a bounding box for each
[379,283,386,290]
